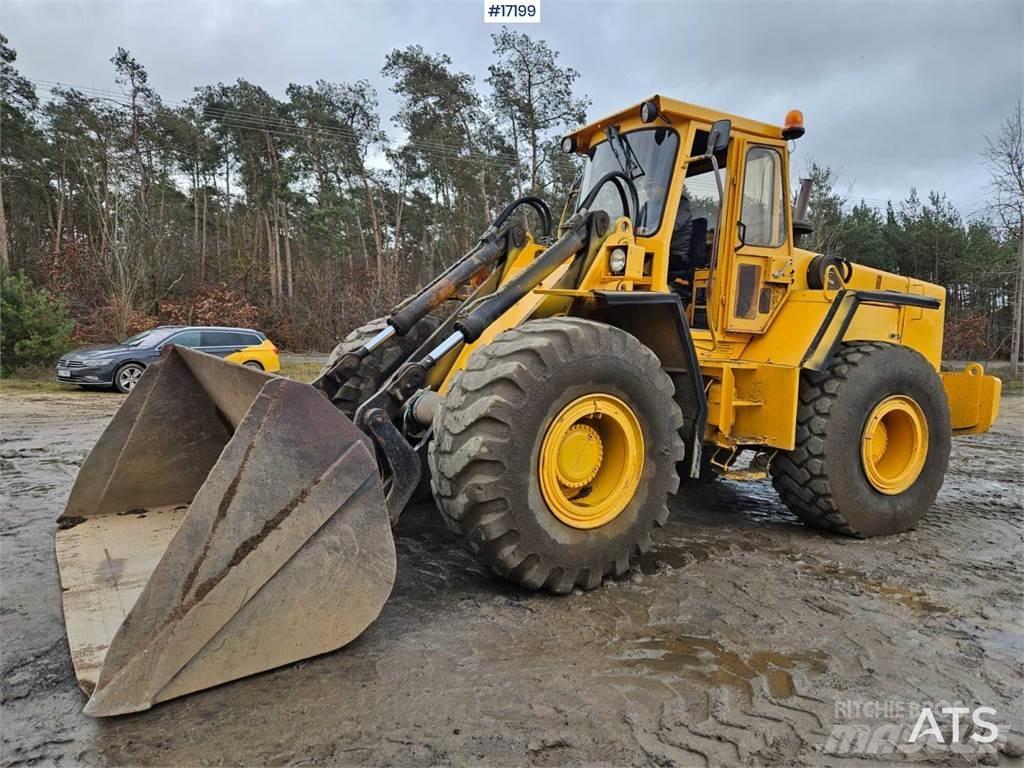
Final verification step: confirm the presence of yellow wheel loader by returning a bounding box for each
[55,96,1002,716]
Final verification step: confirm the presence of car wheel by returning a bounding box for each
[243,361,264,370]
[114,362,145,394]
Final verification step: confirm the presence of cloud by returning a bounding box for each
[5,0,1021,214]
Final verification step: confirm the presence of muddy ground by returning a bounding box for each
[1,387,1022,767]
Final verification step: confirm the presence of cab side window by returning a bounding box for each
[740,147,786,247]
[682,128,729,231]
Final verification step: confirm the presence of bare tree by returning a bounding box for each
[983,103,1024,375]
[0,34,40,271]
[80,146,147,339]
[487,30,588,195]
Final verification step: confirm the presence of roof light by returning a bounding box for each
[640,100,659,124]
[782,109,805,140]
[560,135,577,154]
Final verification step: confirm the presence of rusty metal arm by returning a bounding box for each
[351,211,606,521]
[316,223,524,400]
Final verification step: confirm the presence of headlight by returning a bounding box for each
[609,247,627,274]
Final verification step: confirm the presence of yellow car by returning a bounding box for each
[225,337,281,372]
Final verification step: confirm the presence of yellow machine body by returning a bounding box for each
[436,95,1001,454]
[56,94,1001,718]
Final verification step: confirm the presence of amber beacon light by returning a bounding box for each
[782,109,805,140]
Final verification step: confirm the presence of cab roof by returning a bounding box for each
[566,94,785,150]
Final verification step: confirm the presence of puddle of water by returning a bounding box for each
[636,537,763,575]
[764,668,795,698]
[800,563,947,614]
[615,634,826,699]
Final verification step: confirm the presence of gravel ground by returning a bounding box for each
[1,387,1022,767]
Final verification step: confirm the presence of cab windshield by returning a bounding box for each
[578,127,679,236]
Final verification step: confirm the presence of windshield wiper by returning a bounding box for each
[606,125,645,180]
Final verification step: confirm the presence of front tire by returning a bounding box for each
[243,360,263,370]
[770,341,951,537]
[113,362,145,394]
[429,318,686,594]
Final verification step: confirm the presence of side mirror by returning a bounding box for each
[706,119,731,157]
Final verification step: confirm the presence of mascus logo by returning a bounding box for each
[826,707,999,756]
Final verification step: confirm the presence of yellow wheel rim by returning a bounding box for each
[861,395,929,495]
[539,394,645,529]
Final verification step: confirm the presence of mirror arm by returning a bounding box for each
[682,118,731,351]
[703,152,727,339]
[735,220,748,251]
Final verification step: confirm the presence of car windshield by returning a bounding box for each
[120,328,176,347]
[578,127,679,236]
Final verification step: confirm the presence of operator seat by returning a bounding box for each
[668,217,708,281]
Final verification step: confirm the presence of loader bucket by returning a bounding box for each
[55,346,395,716]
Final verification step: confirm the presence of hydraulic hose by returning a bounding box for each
[387,234,509,335]
[317,223,522,393]
[492,196,554,239]
[353,210,608,420]
[387,194,550,335]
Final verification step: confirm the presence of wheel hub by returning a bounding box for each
[539,394,644,530]
[861,395,928,495]
[119,367,142,391]
[555,424,603,489]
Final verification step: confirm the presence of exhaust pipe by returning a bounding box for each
[793,178,813,246]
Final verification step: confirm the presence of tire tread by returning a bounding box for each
[429,318,685,593]
[770,341,945,536]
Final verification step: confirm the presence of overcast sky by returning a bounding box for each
[5,0,1022,216]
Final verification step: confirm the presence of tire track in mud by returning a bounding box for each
[1,391,1021,766]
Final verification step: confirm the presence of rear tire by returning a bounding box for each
[243,360,263,370]
[321,314,442,418]
[428,318,686,594]
[770,341,951,537]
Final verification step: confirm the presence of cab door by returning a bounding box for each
[723,140,793,334]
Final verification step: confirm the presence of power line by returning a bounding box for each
[27,76,580,175]
[23,76,970,214]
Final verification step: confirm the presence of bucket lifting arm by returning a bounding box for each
[354,209,611,523]
[315,196,552,400]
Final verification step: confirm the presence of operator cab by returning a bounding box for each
[564,97,799,334]
[571,123,729,329]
